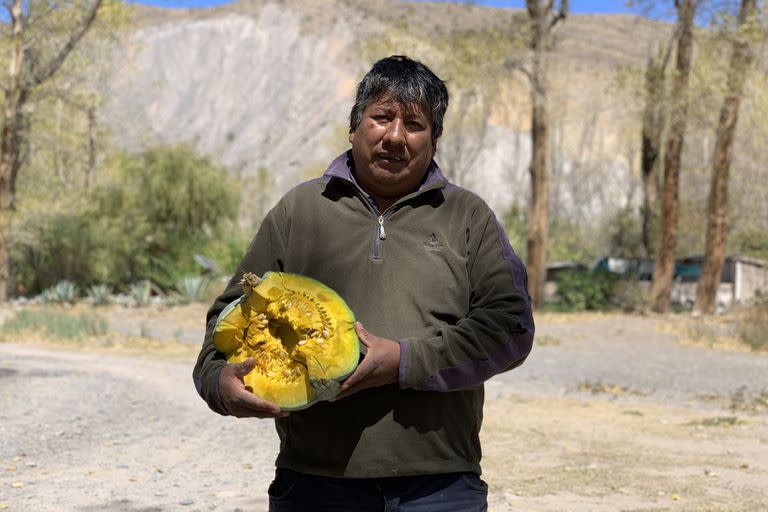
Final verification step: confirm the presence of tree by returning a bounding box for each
[523,0,568,308]
[695,0,758,314]
[640,39,674,259]
[650,0,697,313]
[0,0,105,299]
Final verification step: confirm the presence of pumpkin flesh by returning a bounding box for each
[213,272,358,410]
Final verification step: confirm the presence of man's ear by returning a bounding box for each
[349,130,355,144]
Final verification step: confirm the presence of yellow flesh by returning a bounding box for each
[213,272,357,409]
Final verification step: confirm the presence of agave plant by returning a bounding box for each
[175,275,208,304]
[128,280,153,307]
[41,280,79,304]
[86,284,112,306]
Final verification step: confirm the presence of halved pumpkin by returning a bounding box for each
[213,271,359,410]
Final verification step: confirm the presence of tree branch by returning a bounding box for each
[549,0,569,31]
[23,0,103,89]
[660,22,679,73]
[504,57,533,84]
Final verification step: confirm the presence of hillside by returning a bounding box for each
[106,0,673,222]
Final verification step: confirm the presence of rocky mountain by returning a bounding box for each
[107,0,673,222]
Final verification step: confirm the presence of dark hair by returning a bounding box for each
[349,55,449,140]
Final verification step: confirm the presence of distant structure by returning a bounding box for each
[670,255,768,309]
[545,255,768,309]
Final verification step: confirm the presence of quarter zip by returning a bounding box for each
[345,182,392,261]
[373,214,386,260]
[329,170,439,261]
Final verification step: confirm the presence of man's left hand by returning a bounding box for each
[336,322,400,400]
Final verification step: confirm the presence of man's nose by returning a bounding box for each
[383,117,406,146]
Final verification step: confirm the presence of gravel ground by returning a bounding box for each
[0,308,766,511]
[507,313,768,409]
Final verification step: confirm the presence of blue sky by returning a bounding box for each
[127,0,671,18]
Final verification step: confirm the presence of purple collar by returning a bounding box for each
[323,151,448,192]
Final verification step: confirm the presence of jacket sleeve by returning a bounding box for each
[399,208,534,391]
[192,206,287,415]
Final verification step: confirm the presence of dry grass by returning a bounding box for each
[657,312,756,353]
[482,395,768,511]
[0,303,203,359]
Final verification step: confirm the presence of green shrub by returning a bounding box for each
[1,308,107,339]
[11,144,241,294]
[549,270,621,311]
[611,279,651,313]
[739,297,768,351]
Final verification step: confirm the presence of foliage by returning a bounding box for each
[41,281,79,304]
[605,206,646,259]
[11,144,240,294]
[548,270,622,312]
[502,205,527,260]
[1,308,107,339]
[548,220,600,264]
[128,281,153,307]
[611,279,651,313]
[730,227,768,261]
[739,296,768,351]
[201,222,252,278]
[18,0,134,195]
[174,275,209,304]
[86,284,112,305]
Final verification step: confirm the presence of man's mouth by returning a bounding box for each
[377,154,407,163]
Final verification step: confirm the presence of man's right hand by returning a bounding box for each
[218,358,289,418]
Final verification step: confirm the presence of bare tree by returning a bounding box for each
[695,0,757,314]
[650,0,697,313]
[524,0,568,308]
[0,0,103,299]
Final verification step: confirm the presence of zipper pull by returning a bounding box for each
[378,215,387,240]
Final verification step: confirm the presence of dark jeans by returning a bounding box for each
[268,468,488,512]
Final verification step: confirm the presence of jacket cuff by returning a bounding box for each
[213,365,232,416]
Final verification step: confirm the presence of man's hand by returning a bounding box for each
[218,358,289,418]
[336,322,400,400]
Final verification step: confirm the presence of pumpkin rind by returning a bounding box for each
[213,272,359,410]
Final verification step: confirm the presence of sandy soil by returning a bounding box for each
[0,305,766,511]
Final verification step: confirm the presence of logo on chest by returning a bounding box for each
[423,232,444,252]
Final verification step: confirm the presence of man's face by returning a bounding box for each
[349,95,435,208]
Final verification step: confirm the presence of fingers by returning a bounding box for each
[227,392,288,418]
[233,357,256,379]
[340,356,375,392]
[355,322,372,347]
[219,359,289,418]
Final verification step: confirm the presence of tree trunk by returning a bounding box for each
[640,46,671,259]
[695,0,756,314]
[524,0,567,308]
[527,75,549,308]
[650,0,696,313]
[0,0,26,300]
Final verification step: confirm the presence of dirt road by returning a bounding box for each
[1,309,766,511]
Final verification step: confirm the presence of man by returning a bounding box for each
[194,55,534,511]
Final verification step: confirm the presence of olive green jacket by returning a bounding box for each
[193,151,534,478]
